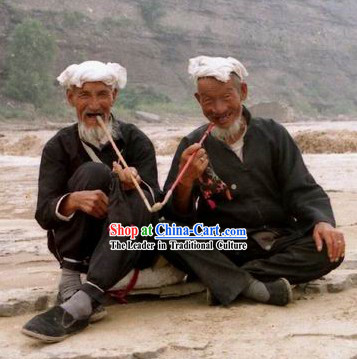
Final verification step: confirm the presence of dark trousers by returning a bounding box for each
[160,232,343,305]
[83,221,342,306]
[81,167,158,302]
[51,163,111,271]
[54,164,342,305]
[51,162,157,273]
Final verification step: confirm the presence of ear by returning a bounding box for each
[112,88,119,102]
[194,92,201,104]
[240,82,248,101]
[66,88,75,107]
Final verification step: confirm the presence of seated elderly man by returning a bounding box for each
[163,56,345,307]
[22,61,160,342]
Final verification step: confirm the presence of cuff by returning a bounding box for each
[55,194,75,221]
[81,281,106,304]
[163,195,197,224]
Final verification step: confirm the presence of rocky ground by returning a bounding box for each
[0,121,356,359]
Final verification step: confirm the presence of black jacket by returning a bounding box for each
[35,118,160,230]
[164,107,335,235]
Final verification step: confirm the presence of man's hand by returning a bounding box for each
[113,162,141,190]
[313,222,345,262]
[59,190,109,219]
[178,143,209,187]
[171,144,209,215]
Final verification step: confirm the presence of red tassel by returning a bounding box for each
[107,268,140,304]
[207,199,216,210]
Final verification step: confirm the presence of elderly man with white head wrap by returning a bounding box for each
[163,55,345,307]
[22,61,161,342]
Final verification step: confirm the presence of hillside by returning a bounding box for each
[0,0,356,117]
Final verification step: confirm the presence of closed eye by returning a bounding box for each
[78,92,90,99]
[202,98,212,105]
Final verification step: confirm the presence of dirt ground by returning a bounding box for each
[0,121,356,359]
[1,287,357,359]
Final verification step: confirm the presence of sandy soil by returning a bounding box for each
[0,120,356,359]
[0,288,357,359]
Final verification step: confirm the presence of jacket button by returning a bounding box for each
[231,184,237,190]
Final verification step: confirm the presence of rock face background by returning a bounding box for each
[0,1,357,356]
[0,0,357,116]
[250,102,295,122]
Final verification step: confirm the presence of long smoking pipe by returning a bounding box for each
[96,116,214,212]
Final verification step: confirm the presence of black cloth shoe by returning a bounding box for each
[22,306,89,343]
[264,278,293,306]
[56,292,107,323]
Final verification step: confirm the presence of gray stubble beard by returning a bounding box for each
[211,108,245,144]
[78,118,118,148]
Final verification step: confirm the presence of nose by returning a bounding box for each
[212,99,228,116]
[87,95,100,111]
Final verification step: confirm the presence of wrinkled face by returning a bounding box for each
[66,81,118,128]
[195,76,247,129]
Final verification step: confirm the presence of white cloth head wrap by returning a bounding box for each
[57,60,127,89]
[188,56,248,83]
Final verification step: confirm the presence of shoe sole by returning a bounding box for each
[21,328,68,343]
[89,308,107,323]
[21,311,107,342]
[280,278,293,304]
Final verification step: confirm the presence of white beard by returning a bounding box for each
[211,117,245,143]
[78,119,117,149]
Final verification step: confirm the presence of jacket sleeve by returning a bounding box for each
[35,138,71,230]
[272,121,336,231]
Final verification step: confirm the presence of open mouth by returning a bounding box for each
[85,113,103,118]
[213,113,231,125]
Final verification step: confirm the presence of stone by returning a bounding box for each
[0,287,56,317]
[294,269,357,297]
